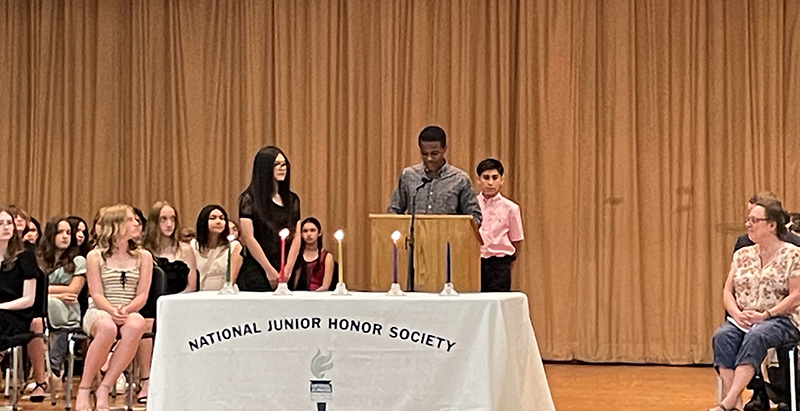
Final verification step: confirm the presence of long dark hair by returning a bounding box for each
[243,146,294,223]
[26,217,41,246]
[67,216,91,257]
[37,216,79,274]
[195,205,231,253]
[292,217,324,290]
[0,207,25,270]
[299,217,323,256]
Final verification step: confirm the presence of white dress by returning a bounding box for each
[191,239,240,291]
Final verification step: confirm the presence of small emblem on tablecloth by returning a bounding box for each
[310,349,334,410]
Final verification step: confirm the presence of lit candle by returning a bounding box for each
[225,234,235,283]
[391,231,401,283]
[445,241,451,283]
[279,228,290,283]
[334,230,344,284]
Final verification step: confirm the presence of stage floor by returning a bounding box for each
[2,363,720,410]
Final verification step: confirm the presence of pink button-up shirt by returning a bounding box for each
[477,192,524,258]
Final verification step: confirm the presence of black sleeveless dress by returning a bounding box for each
[0,250,40,350]
[237,191,300,291]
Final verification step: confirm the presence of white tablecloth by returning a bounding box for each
[149,291,555,411]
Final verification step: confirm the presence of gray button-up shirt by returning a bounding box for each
[387,162,482,226]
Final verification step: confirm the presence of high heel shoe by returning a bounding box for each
[75,386,93,411]
[94,384,112,411]
[137,376,149,404]
[28,380,48,403]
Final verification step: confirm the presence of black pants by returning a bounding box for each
[481,255,515,292]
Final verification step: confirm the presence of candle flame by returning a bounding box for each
[279,228,290,239]
[226,234,235,242]
[333,229,344,241]
[391,231,402,242]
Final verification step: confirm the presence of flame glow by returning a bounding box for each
[333,229,344,241]
[391,231,402,242]
[279,228,290,239]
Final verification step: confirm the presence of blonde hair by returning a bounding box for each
[96,204,139,259]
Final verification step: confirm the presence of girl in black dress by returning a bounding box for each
[138,201,196,403]
[0,207,39,352]
[237,146,302,291]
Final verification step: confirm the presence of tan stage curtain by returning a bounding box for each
[2,0,799,364]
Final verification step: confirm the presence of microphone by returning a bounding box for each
[406,176,431,292]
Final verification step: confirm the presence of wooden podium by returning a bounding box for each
[369,214,481,292]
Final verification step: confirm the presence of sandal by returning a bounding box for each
[94,384,112,411]
[137,376,149,404]
[75,386,93,411]
[706,404,741,411]
[29,380,48,403]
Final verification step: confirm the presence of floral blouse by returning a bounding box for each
[733,243,800,327]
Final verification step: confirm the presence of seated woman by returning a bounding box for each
[0,206,39,362]
[36,217,87,396]
[25,217,87,402]
[292,217,334,291]
[143,201,197,294]
[191,205,243,291]
[75,205,151,411]
[708,198,800,411]
[137,201,196,403]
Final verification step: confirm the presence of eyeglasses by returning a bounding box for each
[746,217,770,225]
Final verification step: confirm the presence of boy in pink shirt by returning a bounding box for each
[475,159,524,292]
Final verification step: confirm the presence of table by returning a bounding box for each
[149,291,555,410]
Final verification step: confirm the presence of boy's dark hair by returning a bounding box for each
[476,158,504,176]
[418,126,447,148]
[748,191,779,204]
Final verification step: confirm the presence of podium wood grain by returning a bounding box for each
[369,214,481,292]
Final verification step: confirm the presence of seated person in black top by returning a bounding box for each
[0,208,42,398]
[0,207,39,360]
[138,201,196,403]
[238,146,302,291]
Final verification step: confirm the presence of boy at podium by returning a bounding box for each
[476,158,524,292]
[387,125,482,226]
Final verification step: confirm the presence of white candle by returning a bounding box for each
[391,231,401,283]
[334,230,344,284]
[279,228,290,283]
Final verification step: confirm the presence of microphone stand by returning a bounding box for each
[406,178,429,292]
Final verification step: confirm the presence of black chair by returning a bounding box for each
[63,265,166,411]
[125,265,166,406]
[3,269,48,411]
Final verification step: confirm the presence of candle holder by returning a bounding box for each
[219,234,239,295]
[439,282,459,296]
[331,282,351,296]
[386,282,406,297]
[274,281,293,296]
[218,282,239,295]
